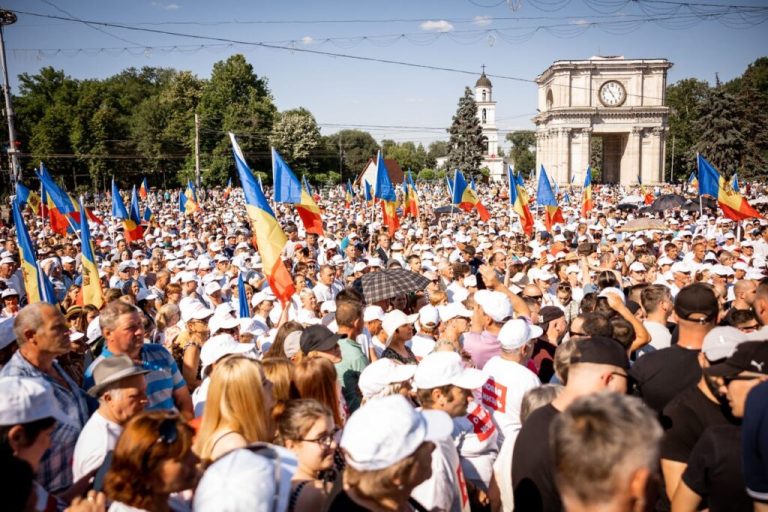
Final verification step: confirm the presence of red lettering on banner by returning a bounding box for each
[467,403,496,442]
[457,464,469,508]
[481,377,507,413]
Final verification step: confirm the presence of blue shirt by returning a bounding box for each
[1,351,89,493]
[83,343,185,411]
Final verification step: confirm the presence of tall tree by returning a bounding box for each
[728,58,768,178]
[666,78,709,179]
[322,129,380,178]
[446,87,485,175]
[505,130,536,173]
[269,108,322,176]
[693,79,744,175]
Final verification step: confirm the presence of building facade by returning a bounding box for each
[475,71,506,181]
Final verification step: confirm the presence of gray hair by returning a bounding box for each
[520,384,563,424]
[550,393,662,507]
[13,303,56,346]
[99,300,142,332]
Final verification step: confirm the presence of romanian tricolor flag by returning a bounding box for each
[537,166,564,232]
[37,165,76,235]
[272,148,324,236]
[698,155,761,221]
[130,186,143,230]
[345,180,354,208]
[142,204,153,224]
[509,166,534,237]
[76,197,104,309]
[12,200,56,304]
[68,194,103,226]
[374,151,399,234]
[404,171,420,218]
[638,175,654,205]
[179,181,200,215]
[111,179,144,243]
[139,177,149,200]
[223,177,233,200]
[581,168,594,218]
[515,171,530,204]
[230,133,295,306]
[452,170,490,221]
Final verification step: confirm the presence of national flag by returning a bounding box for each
[139,177,149,200]
[230,133,295,306]
[237,272,249,318]
[374,151,399,233]
[515,171,529,203]
[698,155,761,221]
[452,170,490,221]
[12,200,56,304]
[731,173,740,194]
[445,176,453,198]
[76,196,104,309]
[130,186,144,236]
[272,148,324,236]
[364,180,373,202]
[537,166,564,232]
[345,180,354,208]
[179,180,199,215]
[553,180,560,196]
[470,175,477,191]
[404,171,420,218]
[37,164,76,235]
[581,168,594,218]
[69,194,103,226]
[223,177,233,200]
[638,175,654,205]
[688,171,698,191]
[111,179,144,242]
[15,182,31,209]
[508,166,534,236]
[302,175,312,195]
[142,204,153,224]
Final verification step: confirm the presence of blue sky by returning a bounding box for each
[4,0,767,150]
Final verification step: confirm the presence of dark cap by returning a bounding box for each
[571,336,630,370]
[299,325,339,355]
[539,306,565,325]
[674,283,719,324]
[704,341,768,378]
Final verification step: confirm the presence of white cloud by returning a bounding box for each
[473,16,493,27]
[151,2,180,10]
[420,20,454,32]
[571,19,591,26]
[301,36,314,45]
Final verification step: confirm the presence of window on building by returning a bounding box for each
[482,90,487,101]
[482,109,487,124]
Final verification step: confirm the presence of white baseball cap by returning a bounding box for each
[437,303,473,322]
[0,376,72,426]
[463,275,477,288]
[358,359,417,399]
[702,326,748,361]
[413,351,488,390]
[629,262,646,272]
[418,305,440,327]
[199,334,256,375]
[363,305,385,323]
[382,310,418,346]
[671,262,692,274]
[340,394,453,471]
[204,282,222,296]
[0,317,15,351]
[498,318,543,350]
[251,290,276,308]
[178,271,197,283]
[474,290,512,323]
[180,300,214,323]
[209,314,241,336]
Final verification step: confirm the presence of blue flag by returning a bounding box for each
[732,173,740,193]
[364,180,373,201]
[537,166,558,207]
[374,151,396,201]
[238,272,249,318]
[507,165,516,206]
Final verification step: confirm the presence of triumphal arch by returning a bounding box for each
[534,56,672,185]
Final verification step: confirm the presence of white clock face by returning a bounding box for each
[599,81,626,107]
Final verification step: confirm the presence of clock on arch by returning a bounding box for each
[598,80,626,107]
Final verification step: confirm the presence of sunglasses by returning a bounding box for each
[141,416,180,470]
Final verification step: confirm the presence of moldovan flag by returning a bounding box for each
[15,182,41,215]
[581,168,594,218]
[688,171,698,191]
[223,177,232,200]
[37,164,75,235]
[76,196,103,309]
[12,200,56,304]
[537,166,564,232]
[698,155,761,221]
[345,180,354,208]
[272,148,324,236]
[638,175,654,205]
[230,133,295,306]
[139,177,149,200]
[509,166,534,237]
[68,194,103,226]
[404,171,420,218]
[452,170,490,221]
[130,186,144,235]
[374,151,399,233]
[111,179,143,243]
[179,181,199,215]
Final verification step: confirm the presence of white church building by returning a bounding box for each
[475,70,506,181]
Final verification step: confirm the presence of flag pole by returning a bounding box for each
[451,169,458,223]
[696,153,703,218]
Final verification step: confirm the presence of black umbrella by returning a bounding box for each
[682,197,717,212]
[361,268,431,304]
[650,194,686,212]
[433,205,462,215]
[617,203,639,211]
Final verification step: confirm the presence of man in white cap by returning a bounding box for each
[0,255,25,302]
[412,351,489,512]
[463,289,513,369]
[411,305,440,359]
[360,305,385,361]
[73,355,150,480]
[481,318,543,444]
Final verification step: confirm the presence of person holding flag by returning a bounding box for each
[537,166,564,232]
[508,165,534,237]
[272,148,324,236]
[374,151,399,234]
[452,169,490,221]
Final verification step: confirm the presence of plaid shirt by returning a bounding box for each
[1,351,89,493]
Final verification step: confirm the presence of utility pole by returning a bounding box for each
[670,134,675,184]
[194,113,201,189]
[338,134,343,182]
[0,10,19,183]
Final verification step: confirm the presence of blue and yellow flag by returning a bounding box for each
[272,148,324,236]
[12,200,56,304]
[509,165,534,237]
[698,155,760,221]
[374,151,398,233]
[230,133,295,306]
[452,170,490,221]
[364,180,373,202]
[180,180,200,215]
[112,179,143,242]
[537,166,564,231]
[77,197,104,308]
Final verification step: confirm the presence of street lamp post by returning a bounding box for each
[0,9,19,183]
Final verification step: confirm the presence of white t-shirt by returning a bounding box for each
[481,356,541,445]
[452,400,499,489]
[643,320,672,350]
[411,431,470,512]
[72,411,123,480]
[192,377,211,417]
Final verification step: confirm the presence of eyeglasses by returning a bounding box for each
[738,324,760,332]
[300,427,341,448]
[522,295,543,302]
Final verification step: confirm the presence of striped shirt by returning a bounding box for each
[1,351,89,493]
[84,343,185,411]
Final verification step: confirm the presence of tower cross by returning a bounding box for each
[481,64,486,74]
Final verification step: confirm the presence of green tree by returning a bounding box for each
[384,141,429,173]
[323,129,379,178]
[197,54,276,186]
[727,58,768,178]
[446,87,485,175]
[418,168,436,181]
[693,80,744,175]
[505,130,536,174]
[269,107,321,176]
[666,78,709,180]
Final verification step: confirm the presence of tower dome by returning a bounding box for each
[475,72,492,88]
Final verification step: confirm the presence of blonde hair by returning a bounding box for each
[429,290,448,306]
[194,356,272,461]
[293,356,343,427]
[262,357,297,420]
[156,303,180,332]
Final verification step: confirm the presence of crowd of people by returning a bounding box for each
[1,177,768,512]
